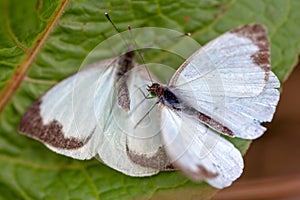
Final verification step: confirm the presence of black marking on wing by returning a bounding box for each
[115,50,136,111]
[183,106,234,137]
[125,140,172,170]
[116,75,130,111]
[197,111,234,137]
[18,99,93,150]
[231,24,270,81]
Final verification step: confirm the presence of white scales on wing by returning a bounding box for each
[19,24,280,189]
[146,24,280,188]
[170,25,280,139]
[19,52,170,176]
[159,105,243,188]
[18,25,204,178]
[95,66,170,176]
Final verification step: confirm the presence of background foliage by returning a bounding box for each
[0,0,299,199]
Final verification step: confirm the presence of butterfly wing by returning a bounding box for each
[19,58,168,176]
[19,59,118,159]
[97,66,170,176]
[159,104,243,188]
[169,24,280,139]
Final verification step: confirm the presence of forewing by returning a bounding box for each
[19,59,117,159]
[96,66,170,176]
[170,25,280,139]
[159,105,243,189]
[170,24,271,98]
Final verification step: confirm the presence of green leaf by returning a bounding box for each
[0,0,299,199]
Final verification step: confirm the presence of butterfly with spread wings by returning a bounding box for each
[19,24,280,189]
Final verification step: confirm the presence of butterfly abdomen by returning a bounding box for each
[159,87,235,137]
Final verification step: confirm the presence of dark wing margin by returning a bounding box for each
[18,99,92,150]
[116,77,131,111]
[115,49,136,111]
[231,24,270,78]
[125,140,173,170]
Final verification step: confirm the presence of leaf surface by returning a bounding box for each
[0,0,299,199]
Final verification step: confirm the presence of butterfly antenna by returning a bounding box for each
[105,12,120,32]
[105,12,130,47]
[127,25,154,84]
[183,32,191,37]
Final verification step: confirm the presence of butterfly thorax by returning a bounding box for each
[147,83,181,110]
[147,83,234,136]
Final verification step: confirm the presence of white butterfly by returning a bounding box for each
[142,24,280,188]
[18,24,280,189]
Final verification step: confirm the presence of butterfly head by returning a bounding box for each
[147,83,164,98]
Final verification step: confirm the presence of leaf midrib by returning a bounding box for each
[0,0,71,114]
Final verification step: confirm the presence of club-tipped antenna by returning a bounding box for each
[184,32,191,37]
[105,12,130,47]
[105,12,152,84]
[105,12,119,32]
[127,25,154,84]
